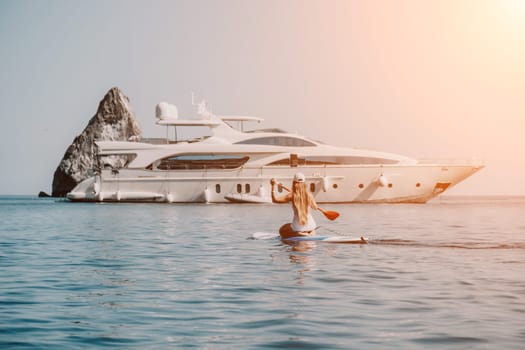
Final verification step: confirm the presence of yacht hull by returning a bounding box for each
[67,163,483,204]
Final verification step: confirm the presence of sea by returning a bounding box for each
[1,195,524,349]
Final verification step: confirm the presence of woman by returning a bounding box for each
[271,173,319,238]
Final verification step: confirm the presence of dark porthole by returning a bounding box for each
[332,184,338,189]
[416,183,421,187]
[245,184,251,193]
[237,184,242,193]
[388,183,393,188]
[310,183,315,192]
[215,184,221,193]
[358,184,364,189]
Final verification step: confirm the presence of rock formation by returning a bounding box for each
[52,87,142,197]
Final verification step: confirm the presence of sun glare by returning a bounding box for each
[500,0,525,23]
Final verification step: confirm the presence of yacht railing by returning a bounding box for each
[138,137,209,145]
[139,138,170,144]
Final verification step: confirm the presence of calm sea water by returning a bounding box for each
[1,196,524,349]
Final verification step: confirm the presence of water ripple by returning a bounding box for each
[1,197,525,349]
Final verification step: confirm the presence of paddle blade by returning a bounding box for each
[322,210,339,221]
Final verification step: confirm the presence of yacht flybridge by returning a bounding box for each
[67,97,484,203]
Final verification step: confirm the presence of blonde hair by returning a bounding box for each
[292,182,314,225]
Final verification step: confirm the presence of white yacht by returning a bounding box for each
[67,97,484,204]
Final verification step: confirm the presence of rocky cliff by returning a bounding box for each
[52,87,142,197]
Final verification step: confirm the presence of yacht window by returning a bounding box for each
[267,158,291,166]
[101,154,137,169]
[237,184,242,193]
[305,156,399,165]
[266,155,398,166]
[235,136,316,147]
[216,184,221,193]
[155,154,249,170]
[310,183,315,192]
[245,184,251,193]
[246,128,288,134]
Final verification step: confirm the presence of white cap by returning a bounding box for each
[294,172,306,182]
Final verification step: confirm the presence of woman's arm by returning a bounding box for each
[309,193,319,210]
[270,178,291,203]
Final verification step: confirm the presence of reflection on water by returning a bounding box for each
[1,196,525,349]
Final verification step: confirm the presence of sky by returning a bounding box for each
[0,0,524,195]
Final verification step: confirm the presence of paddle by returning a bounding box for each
[318,208,340,221]
[275,182,340,221]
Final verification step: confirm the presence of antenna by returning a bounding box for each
[190,92,214,119]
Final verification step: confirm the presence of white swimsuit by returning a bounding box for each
[291,212,317,232]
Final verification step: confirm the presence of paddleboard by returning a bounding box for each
[252,232,368,244]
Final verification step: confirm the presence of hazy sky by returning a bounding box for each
[1,0,524,195]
